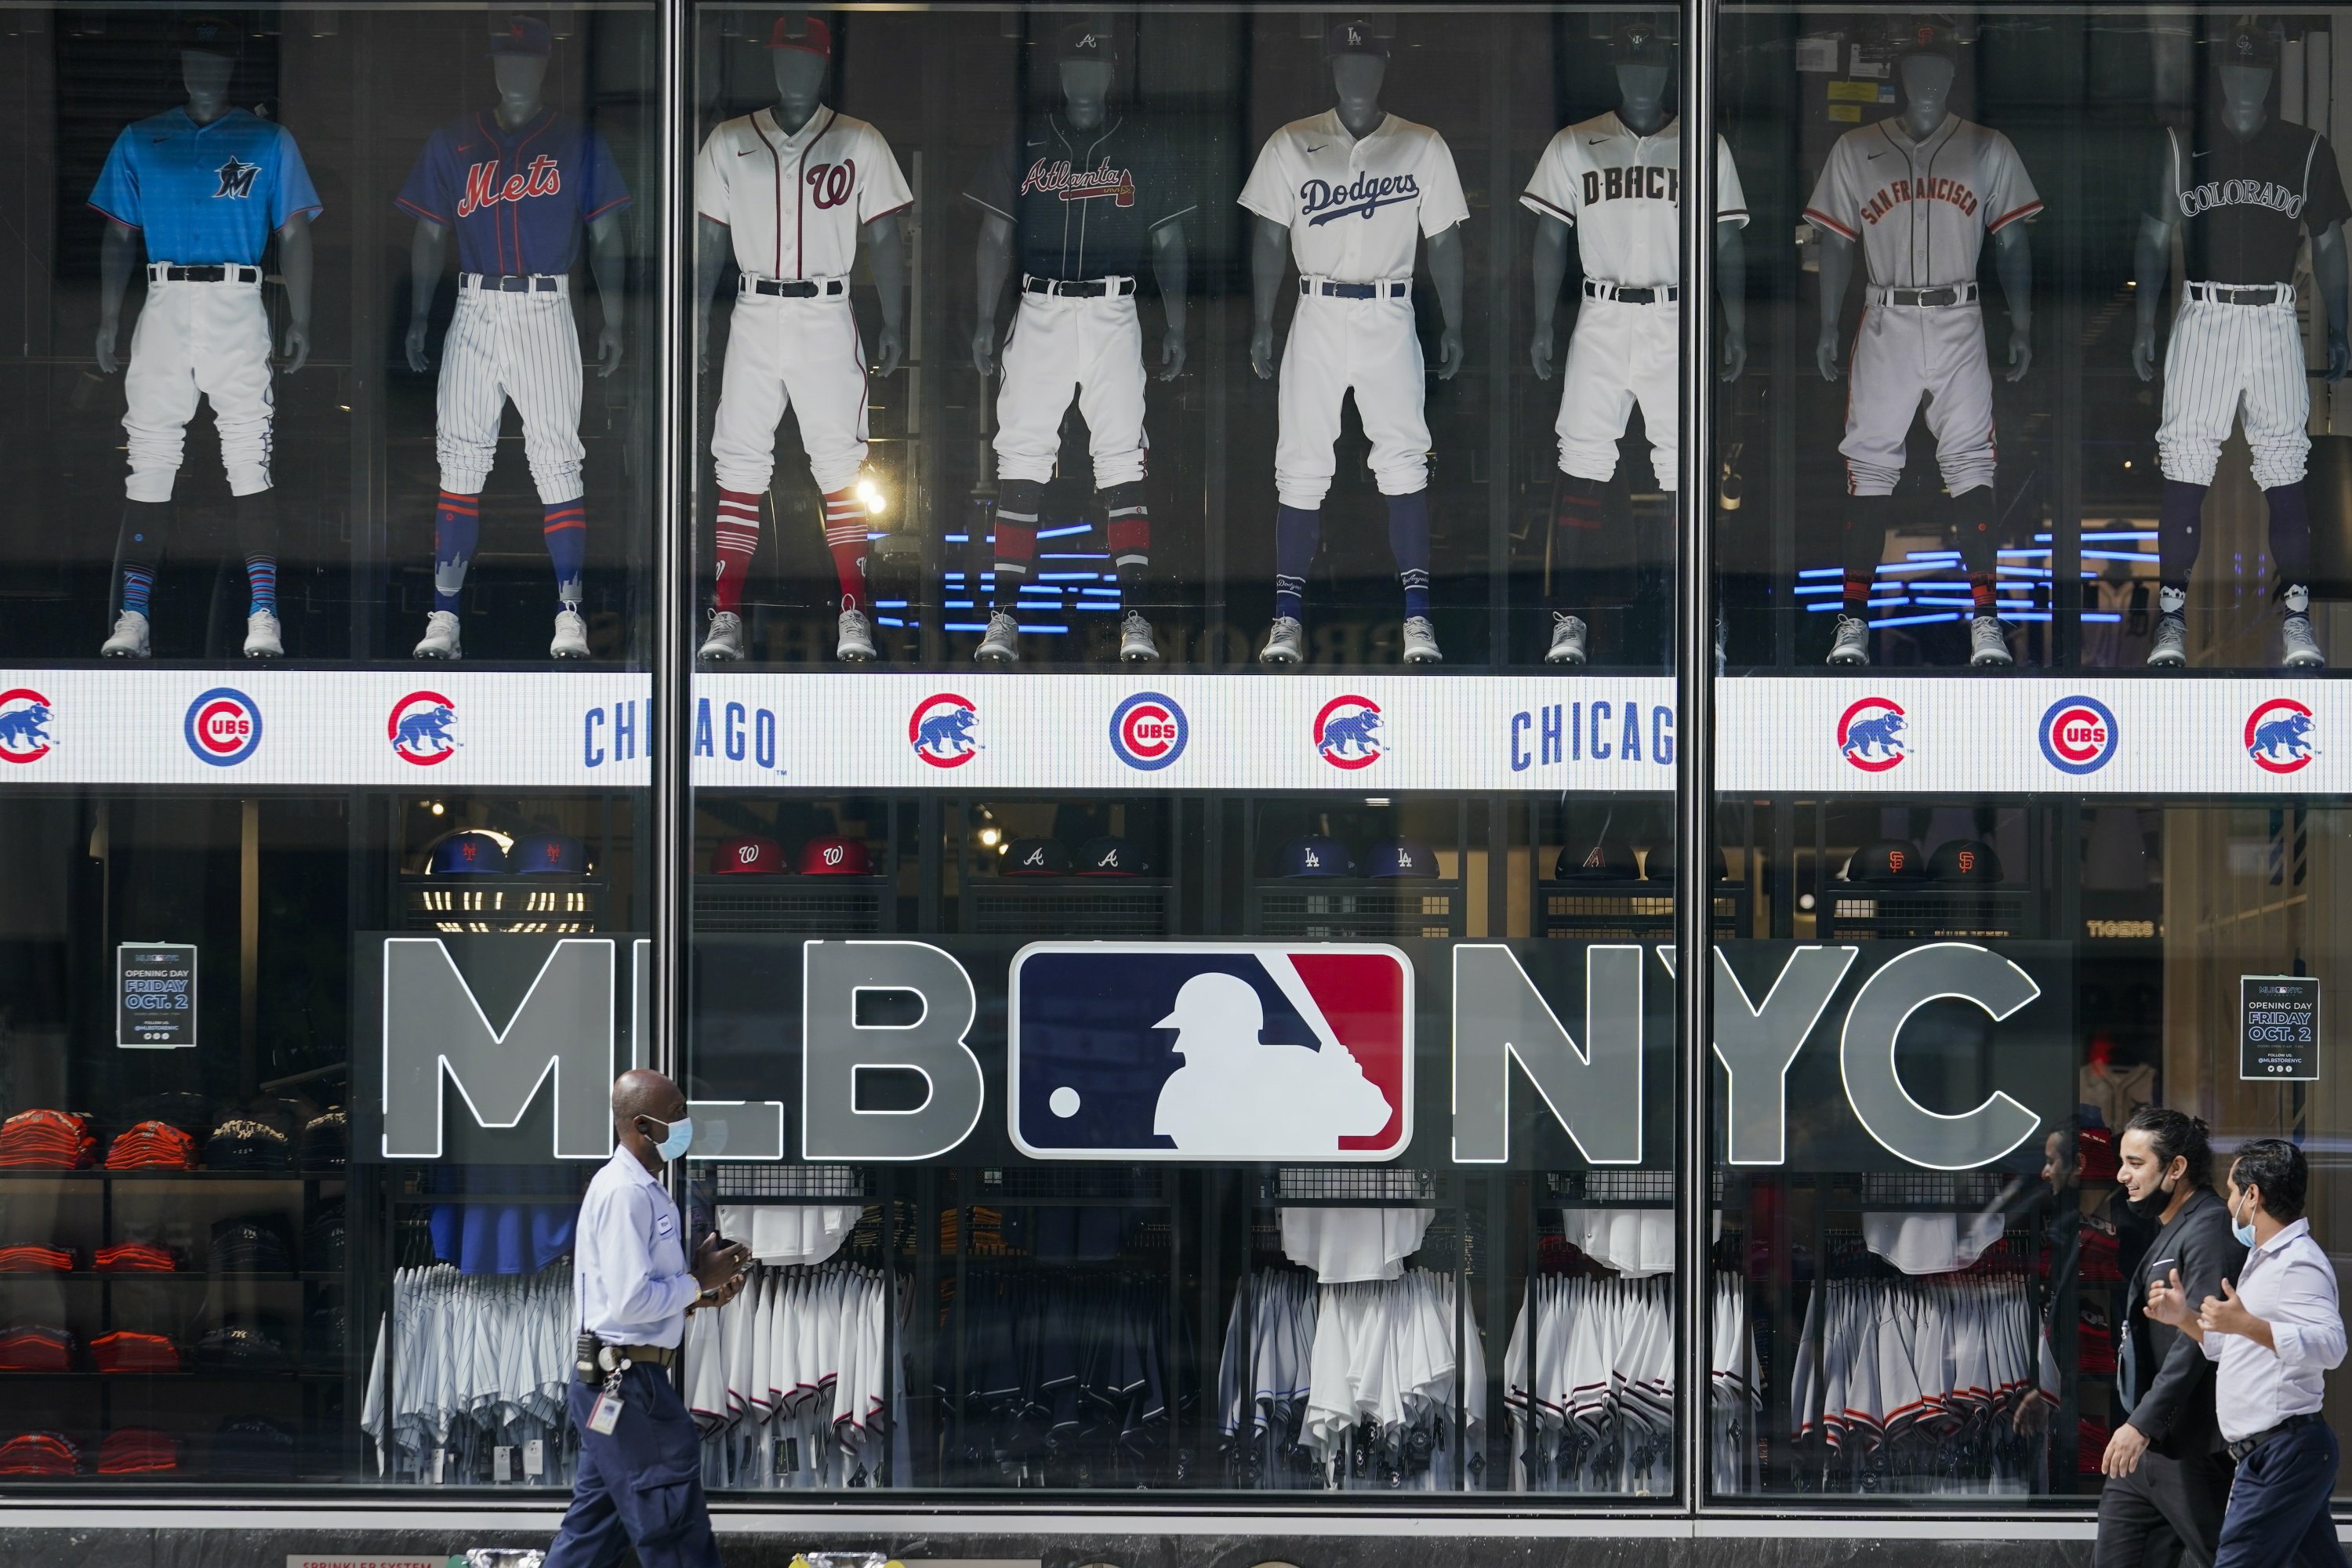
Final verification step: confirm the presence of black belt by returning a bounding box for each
[2227,1411,2323,1463]
[1881,285,1973,307]
[1301,279,1409,299]
[151,264,260,284]
[1024,276,1135,298]
[573,1342,677,1381]
[2189,282,2292,306]
[743,278,845,298]
[1584,280,1678,304]
[462,274,561,293]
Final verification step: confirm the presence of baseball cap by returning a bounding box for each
[427,830,510,876]
[1610,22,1673,67]
[1276,835,1354,878]
[1847,837,1926,884]
[797,834,870,876]
[1641,842,1732,883]
[768,15,832,56]
[1076,835,1145,877]
[1894,20,1961,60]
[490,14,553,56]
[711,835,786,875]
[1323,18,1388,59]
[1058,22,1113,62]
[511,833,587,877]
[1555,832,1638,882]
[176,15,241,59]
[1366,839,1438,879]
[1000,837,1073,877]
[1929,837,2004,884]
[2216,18,2281,68]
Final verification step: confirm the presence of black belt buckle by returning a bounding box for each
[1914,287,1959,307]
[1617,286,1658,305]
[169,265,232,282]
[753,279,825,298]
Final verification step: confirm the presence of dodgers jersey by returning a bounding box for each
[695,105,912,281]
[965,113,1195,281]
[1520,113,1750,289]
[89,107,323,265]
[397,107,630,277]
[1802,115,2041,289]
[2154,119,2351,285]
[1238,109,1468,283]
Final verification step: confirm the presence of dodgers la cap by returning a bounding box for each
[1276,834,1354,878]
[712,834,786,875]
[1555,832,1637,882]
[1610,22,1673,67]
[1323,18,1388,59]
[797,834,870,876]
[490,14,554,56]
[428,830,509,876]
[2216,17,2281,68]
[1847,837,1926,884]
[1000,837,1073,877]
[176,14,242,59]
[1076,835,1144,877]
[1929,837,2004,884]
[1058,22,1114,62]
[510,833,587,877]
[1894,20,1961,60]
[768,15,832,56]
[1367,839,1438,879]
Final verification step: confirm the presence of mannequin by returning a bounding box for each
[691,17,910,664]
[398,16,630,662]
[1806,27,2038,669]
[964,23,1190,666]
[1239,20,1467,666]
[2132,19,2348,670]
[93,19,318,659]
[1524,24,1748,666]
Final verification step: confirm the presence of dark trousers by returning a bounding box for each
[2214,1421,2350,1568]
[546,1362,720,1568]
[2098,1445,2233,1568]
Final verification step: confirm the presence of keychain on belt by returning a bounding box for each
[587,1344,629,1435]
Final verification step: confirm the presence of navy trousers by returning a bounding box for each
[2213,1421,2349,1568]
[545,1363,720,1568]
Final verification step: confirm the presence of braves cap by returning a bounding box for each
[511,833,587,877]
[1058,22,1114,62]
[428,830,509,876]
[1076,835,1145,877]
[177,15,241,58]
[2216,17,2281,67]
[1894,20,1961,60]
[1848,837,1926,884]
[797,834,870,876]
[768,15,832,56]
[712,835,786,875]
[1367,839,1438,879]
[1001,837,1073,877]
[1323,18,1388,58]
[1276,834,1354,878]
[1929,837,2004,884]
[1610,22,1673,67]
[490,14,554,56]
[1556,833,1638,882]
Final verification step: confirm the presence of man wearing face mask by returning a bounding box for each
[546,1069,750,1568]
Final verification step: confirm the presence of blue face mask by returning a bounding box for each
[2233,1193,2258,1249]
[644,1114,693,1162]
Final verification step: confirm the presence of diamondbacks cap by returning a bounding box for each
[1848,837,1926,884]
[178,15,241,58]
[2217,18,2281,67]
[711,835,785,875]
[1001,837,1073,877]
[1895,20,1961,60]
[797,834,870,876]
[1323,18,1388,58]
[1367,839,1438,879]
[1556,833,1637,882]
[490,14,554,56]
[1058,22,1114,62]
[768,15,832,56]
[1276,834,1354,878]
[1929,837,2004,884]
[1610,22,1673,67]
[511,833,587,876]
[428,830,509,876]
[1642,842,1732,883]
[1076,835,1144,877]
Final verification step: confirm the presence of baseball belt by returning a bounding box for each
[1867,283,1979,307]
[2225,1410,2323,1463]
[147,263,260,284]
[2184,281,2293,306]
[1584,280,1679,304]
[460,273,565,293]
[1023,275,1136,298]
[1300,278,1410,299]
[739,277,848,299]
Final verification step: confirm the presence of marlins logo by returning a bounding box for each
[1109,691,1188,771]
[389,691,460,768]
[213,157,260,200]
[2038,695,2118,775]
[1008,942,1412,1161]
[1314,694,1385,770]
[0,688,53,764]
[2246,697,2318,775]
[184,687,262,768]
[1838,695,1907,773]
[909,693,982,768]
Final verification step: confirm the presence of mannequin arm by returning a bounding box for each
[2132,213,2173,383]
[862,210,906,377]
[404,220,448,373]
[1249,214,1289,380]
[1530,214,1570,380]
[971,212,1014,376]
[1425,222,1465,381]
[277,212,313,374]
[2313,220,2350,381]
[1150,218,1188,379]
[1716,218,1748,382]
[694,214,732,377]
[587,211,626,377]
[1813,228,1854,381]
[95,220,139,373]
[1993,222,2032,382]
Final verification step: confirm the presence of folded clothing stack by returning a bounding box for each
[301,1198,346,1272]
[94,1240,179,1274]
[0,1245,74,1273]
[204,1117,293,1173]
[0,1432,82,1475]
[0,1110,96,1169]
[105,1120,198,1171]
[209,1415,295,1479]
[97,1428,180,1475]
[194,1317,292,1376]
[0,1323,76,1371]
[209,1214,293,1274]
[299,1109,348,1171]
[90,1330,183,1374]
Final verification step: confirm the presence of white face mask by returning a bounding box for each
[642,1113,693,1162]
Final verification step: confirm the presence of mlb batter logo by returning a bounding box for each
[0,688,54,764]
[388,691,460,768]
[1838,695,1908,773]
[1109,691,1189,771]
[1314,695,1385,771]
[909,693,982,768]
[1007,942,1412,1162]
[2246,697,2318,775]
[2038,695,2119,775]
[183,688,262,768]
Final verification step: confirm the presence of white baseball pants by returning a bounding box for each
[1557,295,1679,490]
[437,279,586,505]
[2158,293,2309,489]
[710,289,869,495]
[1276,289,1430,510]
[1840,301,1995,498]
[993,288,1148,489]
[122,276,273,503]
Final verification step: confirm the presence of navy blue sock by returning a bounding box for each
[2158,478,2207,593]
[115,500,169,618]
[1274,504,1321,621]
[543,498,586,609]
[2267,480,2312,587]
[1387,488,1432,618]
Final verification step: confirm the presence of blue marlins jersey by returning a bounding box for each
[89,107,323,265]
[397,108,630,277]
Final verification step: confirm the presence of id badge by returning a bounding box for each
[587,1390,624,1435]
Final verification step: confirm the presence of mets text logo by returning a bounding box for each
[2038,695,2119,775]
[1838,696,1907,773]
[909,693,982,768]
[388,691,460,767]
[808,160,855,209]
[1109,691,1188,771]
[183,688,262,768]
[2246,698,2318,775]
[0,689,54,764]
[1314,695,1385,769]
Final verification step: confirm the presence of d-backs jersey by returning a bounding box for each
[1802,115,2041,289]
[1238,109,1468,283]
[397,107,631,277]
[694,105,913,281]
[965,113,1195,281]
[2154,119,2351,285]
[89,107,323,265]
[1520,113,1750,289]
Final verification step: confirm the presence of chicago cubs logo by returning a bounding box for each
[2038,695,2119,775]
[183,688,262,768]
[388,691,460,767]
[1109,691,1188,771]
[212,157,259,200]
[0,689,53,764]
[808,160,856,210]
[1838,696,1907,772]
[1314,695,1385,770]
[2246,698,2318,775]
[909,693,982,768]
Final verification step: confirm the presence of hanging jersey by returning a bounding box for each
[1520,112,1750,288]
[966,113,1194,281]
[694,105,913,281]
[1802,114,2041,289]
[2156,118,2351,285]
[1238,108,1468,282]
[397,107,630,276]
[89,107,323,264]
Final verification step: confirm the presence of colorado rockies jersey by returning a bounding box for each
[1802,115,2042,289]
[1520,113,1751,289]
[1238,109,1469,283]
[397,107,631,277]
[694,105,913,281]
[2154,119,2351,285]
[89,107,323,265]
[965,114,1195,281]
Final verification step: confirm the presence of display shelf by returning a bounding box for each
[964,877,1176,937]
[1252,879,1462,940]
[0,1370,345,1381]
[0,1272,340,1283]
[0,1169,344,1181]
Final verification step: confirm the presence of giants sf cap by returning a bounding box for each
[768,15,832,56]
[1895,20,1961,60]
[2217,18,2281,68]
[1000,837,1073,877]
[1847,837,1926,884]
[1058,22,1114,62]
[177,15,241,59]
[711,835,786,875]
[1076,835,1144,877]
[1367,839,1439,879]
[1610,22,1673,67]
[797,834,870,876]
[1929,837,2005,884]
[511,833,587,876]
[1323,19,1388,59]
[490,14,554,56]
[428,830,509,876]
[1276,834,1354,878]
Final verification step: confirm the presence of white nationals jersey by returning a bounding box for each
[694,105,912,280]
[1238,108,1468,281]
[1802,115,2042,289]
[1520,113,1751,288]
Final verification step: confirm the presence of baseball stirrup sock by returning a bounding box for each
[711,489,762,614]
[1386,489,1432,618]
[1274,504,1323,622]
[542,499,586,609]
[1548,479,1603,606]
[243,555,277,616]
[991,480,1041,607]
[1954,488,1999,612]
[115,500,170,617]
[1842,495,1894,612]
[233,489,278,614]
[2158,479,2209,590]
[1101,483,1151,590]
[2266,480,2314,584]
[822,488,869,611]
[432,490,481,614]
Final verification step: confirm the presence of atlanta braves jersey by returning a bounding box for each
[694,105,912,281]
[1802,115,2041,288]
[1238,109,1468,282]
[2156,119,2350,285]
[397,107,630,276]
[967,114,1194,281]
[1520,113,1750,287]
[89,107,323,263]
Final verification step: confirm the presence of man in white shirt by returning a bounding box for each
[546,1070,750,1568]
[2147,1138,2348,1568]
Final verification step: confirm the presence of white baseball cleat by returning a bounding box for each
[1401,615,1443,665]
[836,607,877,662]
[1827,614,1870,666]
[975,611,1020,665]
[414,611,462,660]
[1258,615,1304,666]
[1119,609,1160,663]
[243,609,285,659]
[698,609,746,662]
[1546,612,1588,666]
[1968,615,2013,667]
[2145,614,2187,668]
[550,609,590,660]
[2281,614,2326,669]
[101,609,151,659]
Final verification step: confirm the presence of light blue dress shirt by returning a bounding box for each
[572,1148,699,1349]
[2199,1216,2347,1442]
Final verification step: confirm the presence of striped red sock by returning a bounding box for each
[712,489,761,614]
[822,488,869,610]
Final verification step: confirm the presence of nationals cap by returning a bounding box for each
[1276,834,1354,878]
[490,14,554,56]
[1894,20,1961,60]
[711,835,785,875]
[1367,839,1439,879]
[1610,22,1673,67]
[1929,837,2005,884]
[1847,837,1926,884]
[511,833,587,876]
[1076,835,1144,877]
[1323,18,1388,58]
[1058,22,1114,62]
[177,14,242,59]
[2216,17,2281,67]
[1001,837,1073,877]
[427,830,509,876]
[1556,832,1638,882]
[768,15,832,56]
[797,834,870,876]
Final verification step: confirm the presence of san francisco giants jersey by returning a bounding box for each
[397,108,631,277]
[1238,109,1468,283]
[693,105,912,281]
[965,114,1195,281]
[2154,119,2351,285]
[1520,113,1750,289]
[89,107,323,265]
[1802,116,2041,289]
